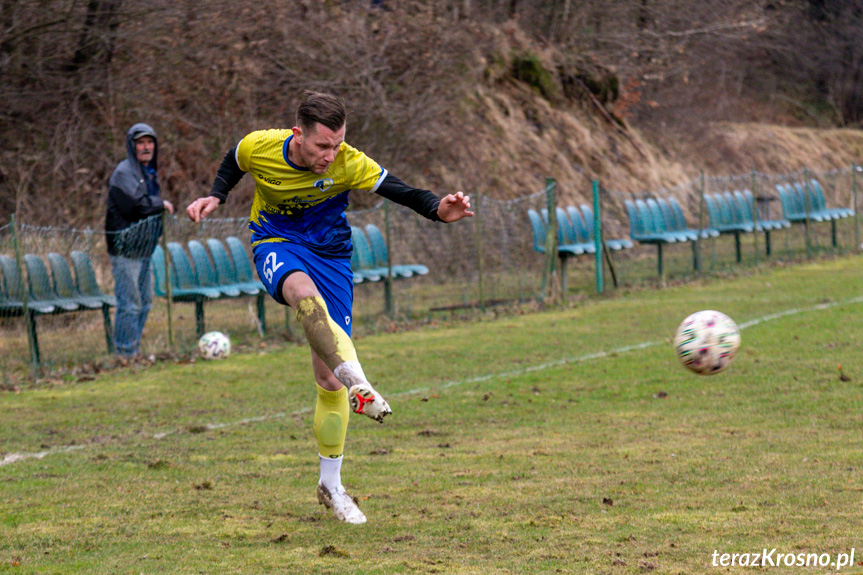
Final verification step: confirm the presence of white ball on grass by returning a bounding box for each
[198,331,231,360]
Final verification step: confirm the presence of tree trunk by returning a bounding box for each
[68,0,123,72]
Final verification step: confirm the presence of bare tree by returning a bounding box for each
[68,0,123,72]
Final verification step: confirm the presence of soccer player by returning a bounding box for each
[186,91,473,524]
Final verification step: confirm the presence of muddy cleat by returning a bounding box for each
[348,382,392,423]
[317,483,367,524]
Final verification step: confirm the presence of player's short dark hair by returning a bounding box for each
[296,91,346,133]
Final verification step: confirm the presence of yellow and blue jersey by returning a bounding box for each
[236,129,387,256]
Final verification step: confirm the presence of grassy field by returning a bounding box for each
[2,255,863,574]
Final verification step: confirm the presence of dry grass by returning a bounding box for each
[2,255,863,573]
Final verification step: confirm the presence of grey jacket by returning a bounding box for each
[105,123,165,257]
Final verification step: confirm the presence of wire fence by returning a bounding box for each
[1,165,860,383]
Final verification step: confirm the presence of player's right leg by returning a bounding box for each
[253,241,391,422]
[292,285,392,422]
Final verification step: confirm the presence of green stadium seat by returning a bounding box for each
[654,198,688,240]
[350,226,383,282]
[776,183,803,222]
[152,243,220,337]
[566,205,590,243]
[577,204,633,251]
[722,192,753,230]
[539,208,592,255]
[165,242,222,300]
[349,237,364,284]
[527,209,547,253]
[48,252,114,354]
[364,224,429,277]
[23,254,79,312]
[206,238,262,296]
[792,182,828,221]
[47,253,103,309]
[709,192,753,263]
[70,251,116,307]
[203,238,267,334]
[777,181,841,247]
[0,254,25,316]
[188,240,241,297]
[807,179,854,219]
[8,253,115,364]
[627,198,703,277]
[636,199,680,243]
[668,196,718,238]
[225,237,265,290]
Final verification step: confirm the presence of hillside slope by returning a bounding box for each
[2,2,863,226]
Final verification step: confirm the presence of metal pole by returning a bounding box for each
[803,167,812,258]
[592,180,603,294]
[854,163,860,252]
[476,193,485,311]
[751,171,759,264]
[383,201,394,317]
[699,174,706,272]
[541,178,559,302]
[11,214,39,375]
[161,212,174,347]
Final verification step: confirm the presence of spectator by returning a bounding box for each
[105,123,174,359]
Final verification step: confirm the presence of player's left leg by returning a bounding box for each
[254,242,383,523]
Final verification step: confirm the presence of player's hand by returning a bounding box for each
[162,200,175,215]
[437,191,474,223]
[186,196,221,223]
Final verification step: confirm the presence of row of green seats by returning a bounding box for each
[776,179,855,247]
[527,204,633,257]
[0,251,114,365]
[151,237,266,337]
[704,189,790,259]
[350,223,428,284]
[624,196,716,277]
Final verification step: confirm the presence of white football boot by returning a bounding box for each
[348,382,392,423]
[317,483,367,524]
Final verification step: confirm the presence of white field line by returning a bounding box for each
[3,295,862,468]
[1,445,86,466]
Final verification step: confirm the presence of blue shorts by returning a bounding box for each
[252,241,354,336]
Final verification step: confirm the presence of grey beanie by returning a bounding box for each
[130,123,157,141]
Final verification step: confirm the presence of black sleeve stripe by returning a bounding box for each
[374,173,442,222]
[208,147,246,204]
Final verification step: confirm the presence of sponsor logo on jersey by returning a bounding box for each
[258,173,282,186]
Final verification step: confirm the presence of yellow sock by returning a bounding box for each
[295,296,358,372]
[314,384,349,459]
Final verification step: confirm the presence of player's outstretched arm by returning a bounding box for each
[186,196,221,223]
[187,146,246,223]
[436,191,474,223]
[374,173,473,223]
